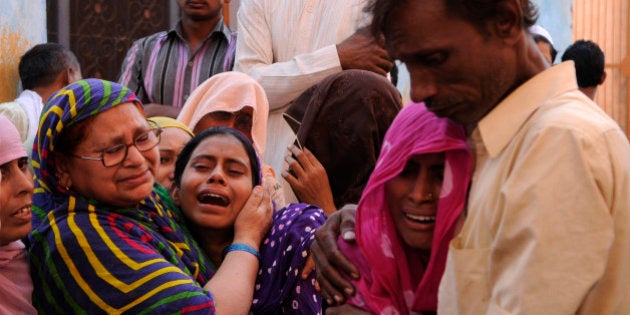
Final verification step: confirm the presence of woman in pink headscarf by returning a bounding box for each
[338,103,472,314]
[177,71,285,207]
[0,115,36,314]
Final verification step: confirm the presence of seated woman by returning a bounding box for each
[282,70,402,214]
[0,116,36,315]
[318,104,472,314]
[177,71,285,207]
[28,79,272,314]
[148,116,194,190]
[172,126,326,314]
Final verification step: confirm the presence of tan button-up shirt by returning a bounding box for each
[439,61,630,314]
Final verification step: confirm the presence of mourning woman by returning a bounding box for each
[320,104,472,314]
[173,126,326,314]
[28,79,272,314]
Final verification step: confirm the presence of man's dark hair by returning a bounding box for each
[533,35,558,62]
[18,43,79,90]
[561,40,605,88]
[370,0,538,39]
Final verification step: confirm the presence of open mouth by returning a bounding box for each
[197,193,230,207]
[12,205,32,219]
[404,213,436,224]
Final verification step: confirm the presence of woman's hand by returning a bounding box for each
[282,145,336,215]
[233,186,273,248]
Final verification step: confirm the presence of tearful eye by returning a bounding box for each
[398,162,420,178]
[193,164,210,171]
[423,52,448,67]
[18,157,29,170]
[136,134,150,143]
[228,169,245,176]
[104,144,125,154]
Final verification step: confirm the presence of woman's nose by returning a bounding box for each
[207,168,226,185]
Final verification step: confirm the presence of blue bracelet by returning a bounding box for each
[222,243,261,261]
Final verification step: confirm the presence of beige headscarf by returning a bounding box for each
[177,71,269,155]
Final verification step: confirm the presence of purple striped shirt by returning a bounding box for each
[118,19,235,108]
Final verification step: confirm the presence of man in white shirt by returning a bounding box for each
[313,0,630,314]
[0,43,81,149]
[235,0,395,203]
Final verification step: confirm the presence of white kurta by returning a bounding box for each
[235,0,370,203]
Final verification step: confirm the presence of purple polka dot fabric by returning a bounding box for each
[250,203,326,314]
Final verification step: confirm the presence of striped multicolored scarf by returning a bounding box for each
[28,79,215,314]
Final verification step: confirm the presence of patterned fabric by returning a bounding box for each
[285,70,402,206]
[118,19,234,109]
[340,103,472,313]
[28,79,215,314]
[251,203,326,314]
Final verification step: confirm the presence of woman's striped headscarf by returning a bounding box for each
[31,78,142,224]
[28,79,215,313]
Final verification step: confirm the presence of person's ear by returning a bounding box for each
[53,154,73,190]
[600,71,607,85]
[171,185,181,206]
[489,0,523,43]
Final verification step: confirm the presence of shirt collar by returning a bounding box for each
[476,61,579,158]
[168,16,233,43]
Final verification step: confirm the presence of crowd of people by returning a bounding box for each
[1,0,629,314]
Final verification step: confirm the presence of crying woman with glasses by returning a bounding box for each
[28,79,273,314]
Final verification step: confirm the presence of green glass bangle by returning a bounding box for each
[222,243,261,261]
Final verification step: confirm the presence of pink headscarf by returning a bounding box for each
[0,115,27,165]
[340,103,472,313]
[177,71,269,155]
[0,115,36,314]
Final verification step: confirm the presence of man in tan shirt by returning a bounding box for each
[313,0,630,314]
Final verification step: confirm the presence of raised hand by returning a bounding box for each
[282,145,336,215]
[336,26,393,76]
[233,186,273,248]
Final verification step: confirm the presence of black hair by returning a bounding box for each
[18,43,80,90]
[370,0,538,39]
[533,34,558,63]
[561,39,606,88]
[173,126,261,188]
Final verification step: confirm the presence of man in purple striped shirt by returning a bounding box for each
[118,0,235,118]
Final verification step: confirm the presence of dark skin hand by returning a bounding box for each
[282,145,337,216]
[336,26,393,76]
[311,205,360,306]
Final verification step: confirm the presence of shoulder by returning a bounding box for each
[129,31,170,51]
[530,91,622,141]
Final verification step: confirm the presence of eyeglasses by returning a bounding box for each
[71,122,162,167]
